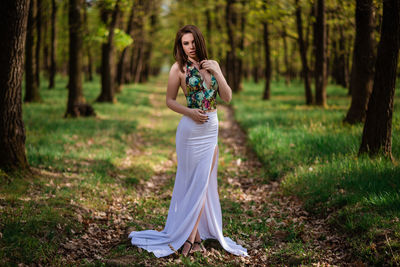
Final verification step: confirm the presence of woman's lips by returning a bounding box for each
[190,51,195,54]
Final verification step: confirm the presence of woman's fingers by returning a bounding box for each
[195,109,208,123]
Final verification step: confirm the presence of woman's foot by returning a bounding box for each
[191,240,206,253]
[191,231,206,253]
[181,240,193,257]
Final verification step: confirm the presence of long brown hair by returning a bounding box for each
[173,25,208,72]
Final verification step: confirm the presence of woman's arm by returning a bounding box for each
[200,60,232,103]
[166,63,208,124]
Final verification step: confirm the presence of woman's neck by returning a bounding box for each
[187,56,199,64]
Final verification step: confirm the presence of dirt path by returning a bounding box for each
[56,81,356,266]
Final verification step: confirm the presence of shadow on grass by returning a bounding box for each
[0,172,82,265]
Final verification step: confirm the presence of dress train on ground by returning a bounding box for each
[128,110,248,258]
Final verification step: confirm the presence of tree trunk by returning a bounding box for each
[205,5,213,58]
[331,25,349,88]
[282,27,290,86]
[225,0,240,92]
[263,21,272,100]
[252,39,260,83]
[359,0,400,158]
[116,1,135,91]
[132,0,145,84]
[43,7,49,77]
[65,0,87,117]
[82,2,93,82]
[140,2,157,84]
[24,0,41,102]
[35,0,41,87]
[314,0,327,106]
[344,0,375,124]
[96,0,120,103]
[0,0,30,172]
[49,0,57,89]
[295,0,313,105]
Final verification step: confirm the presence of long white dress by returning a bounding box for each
[128,105,248,258]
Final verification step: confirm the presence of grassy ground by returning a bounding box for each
[231,77,400,265]
[1,75,153,265]
[1,74,270,266]
[1,73,398,266]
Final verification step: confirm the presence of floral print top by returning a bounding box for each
[185,60,219,111]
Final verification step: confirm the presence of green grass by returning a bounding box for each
[3,73,400,266]
[232,78,400,265]
[1,75,153,265]
[1,74,264,266]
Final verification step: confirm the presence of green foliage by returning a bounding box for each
[91,25,133,51]
[113,28,133,51]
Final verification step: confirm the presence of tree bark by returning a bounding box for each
[82,2,93,82]
[49,0,57,89]
[214,2,225,74]
[116,1,135,91]
[225,0,241,93]
[140,1,158,84]
[314,0,327,106]
[251,38,261,83]
[344,0,375,124]
[96,0,120,102]
[359,0,400,158]
[262,21,272,100]
[35,0,41,87]
[0,0,30,172]
[205,5,213,58]
[43,5,49,77]
[65,0,88,117]
[24,0,41,102]
[282,26,291,86]
[295,0,313,105]
[331,25,349,88]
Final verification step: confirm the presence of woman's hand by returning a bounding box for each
[200,60,221,76]
[189,109,208,124]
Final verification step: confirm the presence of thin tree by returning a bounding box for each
[25,0,41,102]
[49,0,57,89]
[0,0,30,172]
[116,0,135,91]
[359,0,400,159]
[295,0,313,105]
[65,0,95,117]
[35,0,42,87]
[83,1,94,82]
[314,0,327,106]
[225,0,240,92]
[262,0,272,100]
[281,26,290,86]
[96,0,120,103]
[205,3,213,58]
[344,0,375,124]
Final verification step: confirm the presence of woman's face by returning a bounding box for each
[181,33,197,59]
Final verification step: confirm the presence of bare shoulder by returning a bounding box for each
[170,62,179,73]
[170,62,185,76]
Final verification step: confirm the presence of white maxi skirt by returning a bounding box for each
[128,110,249,258]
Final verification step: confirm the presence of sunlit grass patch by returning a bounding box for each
[233,78,400,264]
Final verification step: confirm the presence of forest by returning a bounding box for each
[1,0,400,265]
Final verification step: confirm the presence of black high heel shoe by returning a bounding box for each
[179,240,193,256]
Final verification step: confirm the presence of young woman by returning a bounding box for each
[128,25,248,258]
